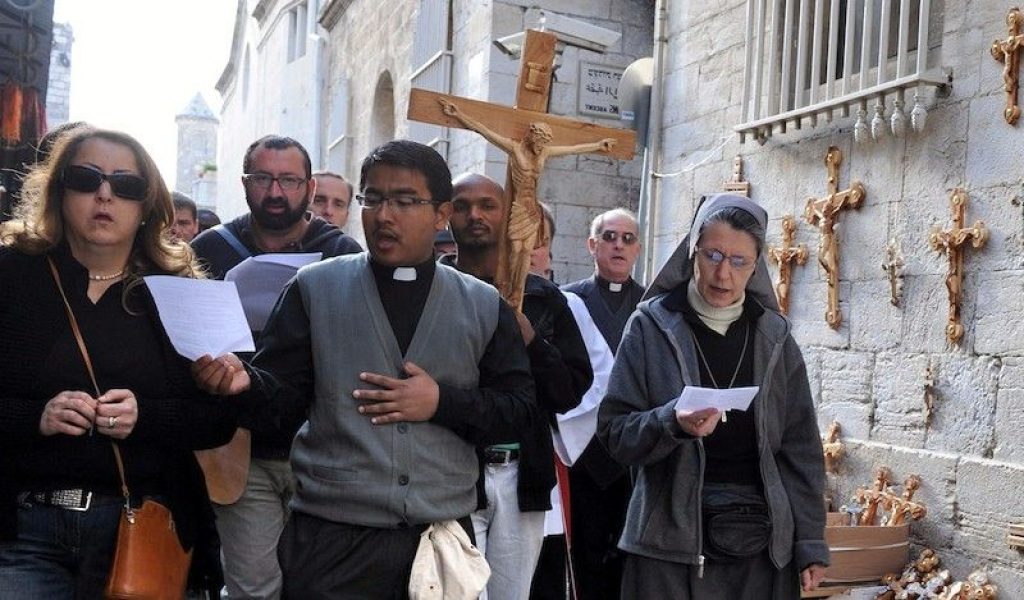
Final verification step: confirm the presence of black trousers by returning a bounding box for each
[568,466,631,600]
[278,511,474,599]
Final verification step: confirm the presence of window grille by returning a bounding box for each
[408,0,454,157]
[736,0,951,143]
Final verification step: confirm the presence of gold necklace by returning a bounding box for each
[88,269,125,281]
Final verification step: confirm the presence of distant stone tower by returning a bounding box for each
[175,93,219,211]
[46,23,74,127]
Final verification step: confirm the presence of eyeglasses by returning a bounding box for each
[696,246,756,270]
[356,193,436,210]
[599,230,639,245]
[242,173,309,192]
[62,165,147,201]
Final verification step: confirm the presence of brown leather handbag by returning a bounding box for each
[48,257,193,599]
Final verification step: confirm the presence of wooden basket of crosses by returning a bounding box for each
[823,467,924,584]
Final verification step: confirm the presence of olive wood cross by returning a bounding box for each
[767,215,808,315]
[991,8,1024,125]
[854,466,892,526]
[928,188,988,344]
[804,146,864,329]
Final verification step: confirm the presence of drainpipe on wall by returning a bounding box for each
[638,0,669,285]
[310,28,326,169]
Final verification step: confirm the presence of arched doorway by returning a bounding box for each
[370,71,395,150]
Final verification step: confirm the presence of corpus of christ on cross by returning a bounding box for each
[407,30,637,312]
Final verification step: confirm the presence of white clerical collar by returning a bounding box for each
[393,267,417,282]
[609,282,623,292]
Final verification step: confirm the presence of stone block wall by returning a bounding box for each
[657,0,1024,590]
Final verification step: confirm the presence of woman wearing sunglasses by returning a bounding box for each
[0,127,241,597]
[597,193,829,599]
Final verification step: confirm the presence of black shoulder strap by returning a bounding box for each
[211,224,252,261]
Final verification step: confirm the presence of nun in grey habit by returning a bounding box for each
[597,193,829,599]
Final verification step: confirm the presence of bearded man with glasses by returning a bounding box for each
[190,135,361,599]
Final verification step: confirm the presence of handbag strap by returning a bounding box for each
[46,255,132,507]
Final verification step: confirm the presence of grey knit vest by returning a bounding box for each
[289,253,500,527]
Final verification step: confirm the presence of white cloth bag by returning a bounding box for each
[408,520,491,600]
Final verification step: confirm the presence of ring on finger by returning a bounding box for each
[108,416,119,428]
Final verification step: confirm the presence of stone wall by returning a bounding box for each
[656,0,1024,591]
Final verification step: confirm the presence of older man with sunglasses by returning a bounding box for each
[545,208,644,600]
[190,135,361,600]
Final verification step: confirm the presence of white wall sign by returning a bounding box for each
[578,62,624,118]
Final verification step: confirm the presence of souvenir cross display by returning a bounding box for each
[804,146,865,329]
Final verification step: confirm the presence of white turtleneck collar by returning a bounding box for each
[687,279,744,336]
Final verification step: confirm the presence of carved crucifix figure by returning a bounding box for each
[439,100,616,309]
[929,188,988,344]
[767,215,808,315]
[991,8,1024,125]
[407,31,636,311]
[804,146,865,329]
[724,155,751,197]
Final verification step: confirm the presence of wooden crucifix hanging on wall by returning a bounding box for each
[929,188,988,344]
[767,215,808,315]
[407,30,637,311]
[991,8,1024,125]
[804,146,865,329]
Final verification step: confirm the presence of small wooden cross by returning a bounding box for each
[882,474,927,526]
[854,465,892,526]
[821,421,843,475]
[767,215,808,315]
[407,30,636,311]
[991,8,1024,125]
[723,155,751,197]
[804,146,865,329]
[929,188,988,344]
[881,240,905,307]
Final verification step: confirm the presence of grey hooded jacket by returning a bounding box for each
[596,193,829,572]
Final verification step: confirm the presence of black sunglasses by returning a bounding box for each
[599,230,638,245]
[63,165,147,201]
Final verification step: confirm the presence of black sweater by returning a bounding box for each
[0,245,242,551]
[440,257,593,511]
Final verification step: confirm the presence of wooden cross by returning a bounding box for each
[821,421,843,475]
[407,30,637,311]
[881,240,905,307]
[767,215,808,315]
[882,474,927,526]
[723,155,751,197]
[804,146,865,329]
[991,8,1024,125]
[854,465,892,526]
[928,188,988,344]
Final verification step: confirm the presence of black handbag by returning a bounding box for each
[702,502,772,562]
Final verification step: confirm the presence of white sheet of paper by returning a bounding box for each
[674,385,759,415]
[143,276,254,360]
[225,253,321,331]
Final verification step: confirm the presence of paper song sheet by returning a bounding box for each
[225,253,321,332]
[674,385,759,416]
[144,276,255,360]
